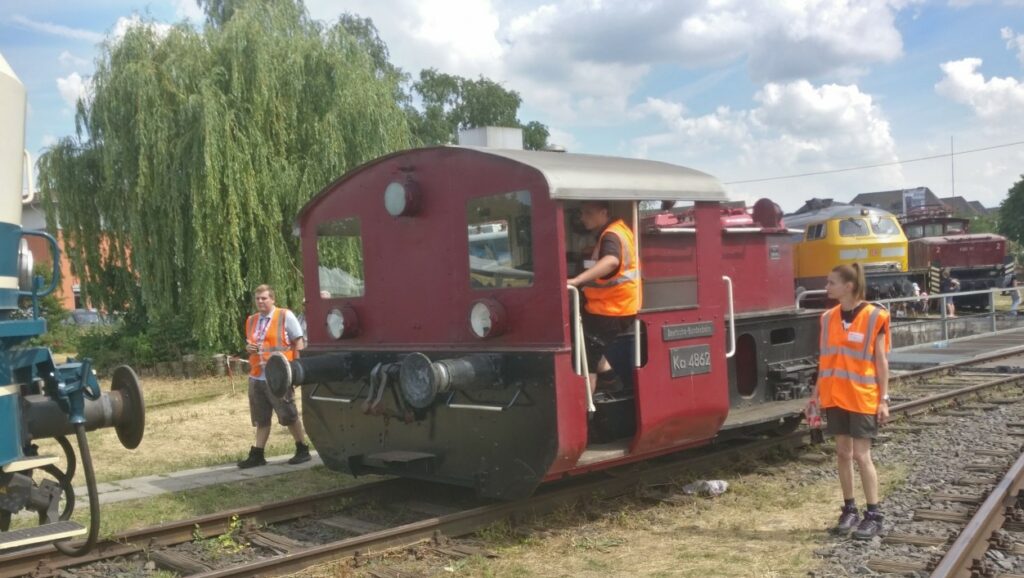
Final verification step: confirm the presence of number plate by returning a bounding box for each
[669,344,712,378]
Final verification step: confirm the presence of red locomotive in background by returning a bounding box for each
[265,145,821,499]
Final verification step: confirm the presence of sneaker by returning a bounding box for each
[831,505,860,535]
[288,442,311,465]
[237,446,266,469]
[852,511,884,540]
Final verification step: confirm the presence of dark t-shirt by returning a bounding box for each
[596,221,622,280]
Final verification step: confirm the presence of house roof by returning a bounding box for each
[849,187,944,214]
[942,196,980,217]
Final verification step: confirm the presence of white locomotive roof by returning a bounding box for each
[458,146,728,202]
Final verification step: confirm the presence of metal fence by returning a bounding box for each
[796,285,1021,342]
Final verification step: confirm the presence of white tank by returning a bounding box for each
[0,53,25,229]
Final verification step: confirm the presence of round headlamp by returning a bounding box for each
[384,181,421,217]
[326,306,359,339]
[469,298,506,339]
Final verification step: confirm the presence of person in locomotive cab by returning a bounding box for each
[807,263,891,540]
[567,201,640,393]
[237,284,312,468]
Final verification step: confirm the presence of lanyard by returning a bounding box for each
[253,314,272,345]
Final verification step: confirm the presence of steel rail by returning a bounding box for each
[930,448,1024,578]
[7,355,1024,577]
[189,433,811,578]
[0,478,405,578]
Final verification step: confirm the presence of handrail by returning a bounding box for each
[722,275,736,358]
[567,285,596,413]
[632,202,642,368]
[796,289,827,309]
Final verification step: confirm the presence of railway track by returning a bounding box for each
[6,348,1024,578]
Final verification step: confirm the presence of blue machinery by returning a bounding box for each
[0,55,146,554]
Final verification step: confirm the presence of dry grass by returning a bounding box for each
[33,374,306,485]
[343,447,909,578]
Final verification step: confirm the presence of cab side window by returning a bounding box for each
[805,223,826,241]
[317,218,365,298]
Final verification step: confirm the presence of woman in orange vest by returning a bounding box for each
[568,201,641,394]
[807,263,891,540]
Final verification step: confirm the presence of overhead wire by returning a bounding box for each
[722,140,1024,185]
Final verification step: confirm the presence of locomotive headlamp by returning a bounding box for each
[469,298,507,339]
[326,306,359,339]
[384,180,421,217]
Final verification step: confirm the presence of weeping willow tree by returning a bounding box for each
[38,0,410,351]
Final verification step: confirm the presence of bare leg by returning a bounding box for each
[254,425,271,449]
[287,420,307,444]
[853,438,879,504]
[835,435,855,501]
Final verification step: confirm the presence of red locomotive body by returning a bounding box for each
[277,146,819,499]
[901,208,1009,297]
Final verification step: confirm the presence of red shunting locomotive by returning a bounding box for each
[265,146,821,499]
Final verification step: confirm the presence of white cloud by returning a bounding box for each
[174,0,206,22]
[111,15,172,42]
[10,14,103,43]
[56,72,90,109]
[1002,27,1024,67]
[936,58,1024,132]
[58,51,90,70]
[631,80,901,210]
[302,0,913,126]
[41,135,58,148]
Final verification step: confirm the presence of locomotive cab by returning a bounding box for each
[282,146,813,499]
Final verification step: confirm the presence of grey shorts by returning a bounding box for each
[248,377,299,427]
[825,407,878,439]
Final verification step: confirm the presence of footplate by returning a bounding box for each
[0,521,86,550]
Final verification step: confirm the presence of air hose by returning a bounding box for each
[53,425,99,557]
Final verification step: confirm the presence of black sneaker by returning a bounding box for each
[288,442,311,465]
[832,505,860,535]
[237,446,266,469]
[852,511,883,540]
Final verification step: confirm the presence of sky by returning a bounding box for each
[2,0,1023,212]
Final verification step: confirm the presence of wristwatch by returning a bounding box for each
[881,394,891,403]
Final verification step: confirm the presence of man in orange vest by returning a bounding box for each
[568,201,641,394]
[807,263,891,540]
[238,284,311,468]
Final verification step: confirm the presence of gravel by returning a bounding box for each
[809,398,1024,577]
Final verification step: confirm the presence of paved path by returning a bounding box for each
[76,451,324,506]
[888,323,1024,370]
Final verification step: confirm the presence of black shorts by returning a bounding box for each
[581,312,634,370]
[824,407,878,439]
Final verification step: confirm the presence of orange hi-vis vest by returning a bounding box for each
[817,303,891,415]
[246,307,295,379]
[583,218,641,317]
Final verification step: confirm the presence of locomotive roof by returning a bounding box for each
[783,203,896,229]
[457,146,728,202]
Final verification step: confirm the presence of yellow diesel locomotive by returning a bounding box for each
[784,202,908,296]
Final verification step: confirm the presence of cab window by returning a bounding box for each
[946,221,965,234]
[317,218,365,298]
[905,224,923,239]
[925,223,944,237]
[467,191,534,289]
[870,216,900,236]
[805,223,826,240]
[839,218,869,237]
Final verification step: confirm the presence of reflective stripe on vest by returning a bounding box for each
[247,308,296,378]
[582,219,641,316]
[817,303,890,414]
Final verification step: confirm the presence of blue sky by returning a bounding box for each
[3,0,1023,211]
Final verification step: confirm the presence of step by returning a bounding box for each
[1,455,60,474]
[0,521,86,550]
